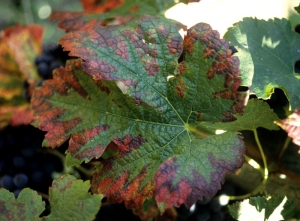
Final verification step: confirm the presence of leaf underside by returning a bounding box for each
[224,17,300,110]
[32,16,246,212]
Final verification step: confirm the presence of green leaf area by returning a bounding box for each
[201,99,280,132]
[51,0,198,32]
[228,195,294,221]
[224,17,300,110]
[32,16,246,212]
[0,175,102,221]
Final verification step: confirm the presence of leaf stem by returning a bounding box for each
[44,149,93,178]
[188,125,211,138]
[37,191,49,200]
[277,136,292,159]
[227,129,268,201]
[253,129,268,182]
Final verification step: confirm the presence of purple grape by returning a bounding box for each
[13,189,22,198]
[0,175,14,190]
[31,171,43,184]
[37,62,50,78]
[13,156,26,168]
[35,54,54,65]
[13,173,28,188]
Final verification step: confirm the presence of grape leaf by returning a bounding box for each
[0,175,102,221]
[0,105,34,129]
[32,16,246,212]
[201,99,280,132]
[224,17,300,110]
[51,0,198,32]
[0,25,43,130]
[1,25,43,86]
[43,174,102,221]
[0,188,44,221]
[228,195,294,221]
[275,108,300,147]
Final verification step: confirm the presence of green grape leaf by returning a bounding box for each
[224,17,300,110]
[228,195,294,221]
[51,0,198,32]
[275,108,300,146]
[32,16,246,212]
[0,188,44,221]
[43,174,102,221]
[295,4,300,14]
[201,99,280,131]
[0,175,102,221]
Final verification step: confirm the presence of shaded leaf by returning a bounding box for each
[0,188,44,221]
[228,195,294,221]
[224,17,300,110]
[201,99,280,132]
[51,0,198,32]
[33,16,246,212]
[43,174,102,221]
[275,108,300,147]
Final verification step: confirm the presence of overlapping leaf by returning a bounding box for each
[201,99,280,132]
[43,174,102,221]
[51,0,198,32]
[228,196,294,221]
[0,25,43,130]
[224,17,300,110]
[0,175,102,221]
[0,188,44,221]
[275,108,300,147]
[32,16,246,212]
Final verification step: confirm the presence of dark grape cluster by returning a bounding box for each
[35,43,70,79]
[94,202,141,221]
[0,125,63,199]
[23,43,71,101]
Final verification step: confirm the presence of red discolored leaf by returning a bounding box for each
[2,24,43,86]
[50,0,195,32]
[0,24,43,130]
[0,105,35,129]
[81,0,124,13]
[275,108,300,147]
[33,16,246,213]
